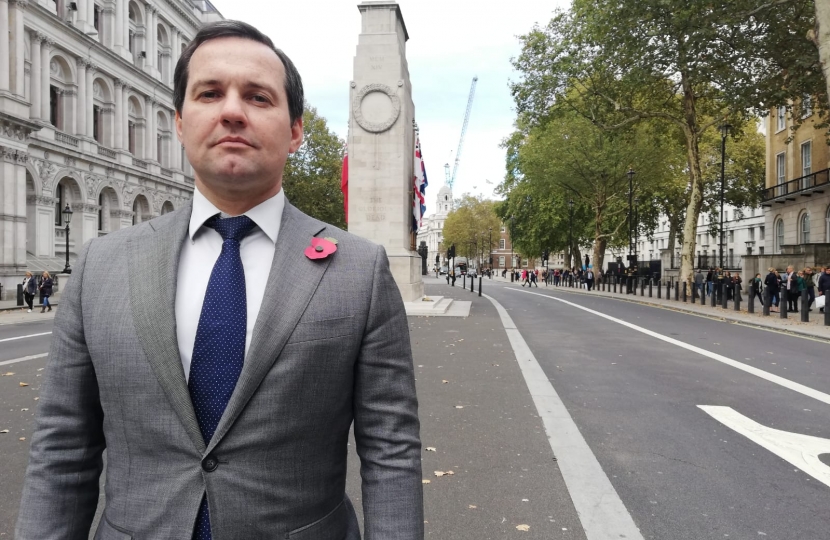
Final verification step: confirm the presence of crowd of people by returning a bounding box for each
[754,265,830,313]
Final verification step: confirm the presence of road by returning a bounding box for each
[1,279,829,539]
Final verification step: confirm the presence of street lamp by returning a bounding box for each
[510,214,515,281]
[627,167,636,273]
[568,199,574,270]
[62,204,74,274]
[488,227,492,276]
[719,122,732,269]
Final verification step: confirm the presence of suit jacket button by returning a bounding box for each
[202,455,218,472]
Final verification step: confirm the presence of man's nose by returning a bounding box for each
[220,93,247,126]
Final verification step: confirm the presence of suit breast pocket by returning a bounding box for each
[285,316,355,345]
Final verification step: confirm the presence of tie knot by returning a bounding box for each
[208,215,256,242]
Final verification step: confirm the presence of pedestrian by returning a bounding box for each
[16,20,422,540]
[764,267,780,312]
[706,267,713,298]
[694,268,704,299]
[522,269,530,287]
[22,271,37,312]
[586,267,595,291]
[817,266,830,313]
[804,267,816,311]
[530,269,538,287]
[785,265,799,312]
[38,271,53,313]
[751,273,763,303]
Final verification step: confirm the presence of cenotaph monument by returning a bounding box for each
[347,1,423,303]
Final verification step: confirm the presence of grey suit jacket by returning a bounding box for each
[16,201,423,540]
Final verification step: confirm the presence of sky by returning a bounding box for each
[207,0,570,218]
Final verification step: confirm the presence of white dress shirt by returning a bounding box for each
[176,187,284,382]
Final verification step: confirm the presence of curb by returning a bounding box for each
[503,281,830,343]
[0,302,58,313]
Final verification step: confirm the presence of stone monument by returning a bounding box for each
[347,1,423,303]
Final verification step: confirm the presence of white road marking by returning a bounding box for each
[483,292,645,540]
[508,288,830,407]
[0,331,52,343]
[0,353,49,366]
[699,406,830,489]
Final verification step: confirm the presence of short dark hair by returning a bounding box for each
[173,20,304,126]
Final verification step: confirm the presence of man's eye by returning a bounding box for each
[251,95,268,103]
[201,91,219,99]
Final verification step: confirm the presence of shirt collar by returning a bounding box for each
[189,186,284,244]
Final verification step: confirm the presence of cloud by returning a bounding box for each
[208,0,568,213]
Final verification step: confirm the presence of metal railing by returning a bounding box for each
[762,168,829,202]
[97,145,116,159]
[55,131,79,147]
[132,157,148,169]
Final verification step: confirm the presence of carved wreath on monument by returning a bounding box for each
[352,83,401,133]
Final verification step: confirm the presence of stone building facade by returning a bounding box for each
[0,0,222,298]
[416,184,452,270]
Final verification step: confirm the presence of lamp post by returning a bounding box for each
[634,195,640,269]
[568,199,574,270]
[719,123,731,269]
[627,167,635,273]
[488,227,492,275]
[62,204,74,274]
[510,214,515,281]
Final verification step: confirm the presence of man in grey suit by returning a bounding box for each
[16,20,423,540]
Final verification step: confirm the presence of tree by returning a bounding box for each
[442,195,502,268]
[282,105,345,228]
[510,0,823,287]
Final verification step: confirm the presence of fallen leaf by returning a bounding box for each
[422,479,431,484]
[3,372,14,376]
[33,397,39,401]
[21,408,28,411]
[468,505,477,509]
[19,437,26,441]
[37,368,44,371]
[425,447,436,452]
[19,382,29,387]
[516,524,530,531]
[446,470,455,475]
[434,471,446,477]
[0,429,8,433]
[455,405,464,409]
[442,380,449,384]
[522,498,529,502]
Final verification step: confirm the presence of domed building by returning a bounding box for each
[416,184,452,271]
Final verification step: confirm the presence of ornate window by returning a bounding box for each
[800,213,810,244]
[775,219,784,254]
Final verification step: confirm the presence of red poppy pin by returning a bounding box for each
[305,237,338,260]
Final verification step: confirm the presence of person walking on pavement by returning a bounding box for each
[38,271,53,313]
[817,266,830,312]
[585,268,595,291]
[530,269,538,287]
[706,267,713,298]
[784,265,799,312]
[694,269,704,299]
[804,267,816,311]
[17,20,422,540]
[764,267,780,312]
[22,271,37,312]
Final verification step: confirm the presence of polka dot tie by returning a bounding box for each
[188,214,256,540]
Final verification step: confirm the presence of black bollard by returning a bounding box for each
[478,276,482,297]
[734,287,741,311]
[780,288,788,319]
[682,282,687,303]
[649,279,653,298]
[657,280,662,299]
[825,296,830,326]
[748,287,755,314]
[471,275,475,294]
[613,278,617,294]
[463,275,466,290]
[674,280,679,301]
[16,283,23,306]
[711,284,716,307]
[666,280,671,300]
[801,289,809,322]
[763,288,771,316]
[721,283,728,309]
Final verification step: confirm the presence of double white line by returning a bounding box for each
[0,332,52,366]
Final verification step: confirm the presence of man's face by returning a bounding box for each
[176,37,303,201]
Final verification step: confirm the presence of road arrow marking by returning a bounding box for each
[699,405,830,489]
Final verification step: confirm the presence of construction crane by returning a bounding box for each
[444,76,478,190]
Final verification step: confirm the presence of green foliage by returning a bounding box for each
[442,195,502,264]
[282,106,345,228]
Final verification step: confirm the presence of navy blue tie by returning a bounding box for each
[189,214,256,540]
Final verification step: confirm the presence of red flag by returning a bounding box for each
[341,147,348,223]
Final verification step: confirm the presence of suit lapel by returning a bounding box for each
[206,203,330,453]
[128,202,207,454]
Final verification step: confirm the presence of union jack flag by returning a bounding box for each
[413,137,428,232]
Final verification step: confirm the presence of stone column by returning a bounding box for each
[85,63,95,138]
[145,4,155,71]
[0,0,9,92]
[114,79,124,149]
[114,0,124,49]
[0,144,32,296]
[76,0,86,24]
[30,33,41,119]
[142,95,150,159]
[349,1,422,302]
[86,0,94,33]
[40,38,51,121]
[171,26,179,79]
[76,59,86,136]
[122,83,130,151]
[145,98,154,161]
[9,0,26,98]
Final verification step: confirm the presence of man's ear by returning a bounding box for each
[175,110,184,143]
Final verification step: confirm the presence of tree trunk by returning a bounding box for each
[667,220,677,265]
[572,246,582,271]
[593,199,607,273]
[816,0,830,111]
[678,78,704,289]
